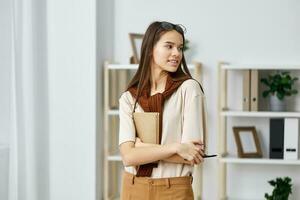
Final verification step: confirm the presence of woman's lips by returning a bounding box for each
[167,60,179,66]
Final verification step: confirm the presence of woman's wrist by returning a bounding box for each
[165,143,179,154]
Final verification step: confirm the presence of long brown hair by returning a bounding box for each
[126,21,192,110]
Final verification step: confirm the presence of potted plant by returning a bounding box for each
[183,39,193,62]
[265,177,292,200]
[260,71,298,111]
[183,39,190,52]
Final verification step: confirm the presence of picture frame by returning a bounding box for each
[129,33,144,64]
[233,126,262,158]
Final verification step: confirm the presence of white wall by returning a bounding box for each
[0,0,11,145]
[47,0,97,199]
[0,147,9,200]
[0,0,11,199]
[113,0,300,199]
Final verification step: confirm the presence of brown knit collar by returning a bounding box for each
[128,73,190,100]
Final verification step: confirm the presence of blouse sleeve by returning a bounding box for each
[118,92,136,145]
[181,81,207,145]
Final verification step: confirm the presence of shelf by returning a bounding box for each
[227,198,261,200]
[108,109,119,116]
[107,64,198,70]
[220,156,300,165]
[221,111,300,118]
[217,62,300,198]
[220,64,300,70]
[107,154,122,161]
[107,64,138,70]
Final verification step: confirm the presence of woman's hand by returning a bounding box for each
[176,140,204,165]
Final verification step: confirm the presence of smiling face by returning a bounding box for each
[151,30,184,73]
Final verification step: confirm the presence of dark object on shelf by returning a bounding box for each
[264,177,292,200]
[269,118,284,159]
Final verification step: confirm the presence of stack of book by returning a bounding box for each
[269,118,300,160]
[243,70,259,111]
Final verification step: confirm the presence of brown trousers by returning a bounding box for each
[120,171,194,200]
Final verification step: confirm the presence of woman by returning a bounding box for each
[118,21,207,200]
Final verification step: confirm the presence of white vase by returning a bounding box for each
[269,95,286,111]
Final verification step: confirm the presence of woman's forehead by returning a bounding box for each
[158,30,183,44]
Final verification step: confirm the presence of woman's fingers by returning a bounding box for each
[187,155,194,162]
[193,153,201,164]
[177,142,205,165]
[192,140,204,145]
[191,149,204,164]
[195,144,204,151]
[193,145,205,158]
[196,152,204,163]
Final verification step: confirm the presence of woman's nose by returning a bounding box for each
[172,47,180,56]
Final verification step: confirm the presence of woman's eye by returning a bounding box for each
[178,47,183,51]
[165,45,172,49]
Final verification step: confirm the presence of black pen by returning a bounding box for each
[203,154,217,158]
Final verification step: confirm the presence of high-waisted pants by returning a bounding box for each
[120,171,194,200]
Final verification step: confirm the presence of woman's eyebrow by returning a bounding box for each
[164,41,184,46]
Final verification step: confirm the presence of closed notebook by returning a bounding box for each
[133,112,190,164]
[133,112,160,144]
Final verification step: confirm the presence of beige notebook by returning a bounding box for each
[133,112,160,144]
[133,112,190,164]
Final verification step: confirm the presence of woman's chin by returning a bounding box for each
[164,65,179,72]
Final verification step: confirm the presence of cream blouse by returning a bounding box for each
[118,79,207,178]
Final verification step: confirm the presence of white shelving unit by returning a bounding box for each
[217,62,300,200]
[220,157,300,165]
[103,61,205,200]
[221,111,300,118]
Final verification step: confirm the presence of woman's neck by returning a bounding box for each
[150,66,168,93]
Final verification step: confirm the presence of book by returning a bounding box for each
[250,70,259,111]
[284,118,299,160]
[133,112,160,144]
[243,70,251,111]
[133,112,191,164]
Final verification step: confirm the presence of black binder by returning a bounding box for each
[269,118,284,159]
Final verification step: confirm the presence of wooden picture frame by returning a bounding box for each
[233,126,262,158]
[129,33,144,64]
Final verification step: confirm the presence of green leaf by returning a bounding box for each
[261,78,270,86]
[281,77,289,85]
[262,90,270,98]
[277,92,284,100]
[269,180,276,186]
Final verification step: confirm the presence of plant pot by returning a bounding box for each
[269,95,286,111]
